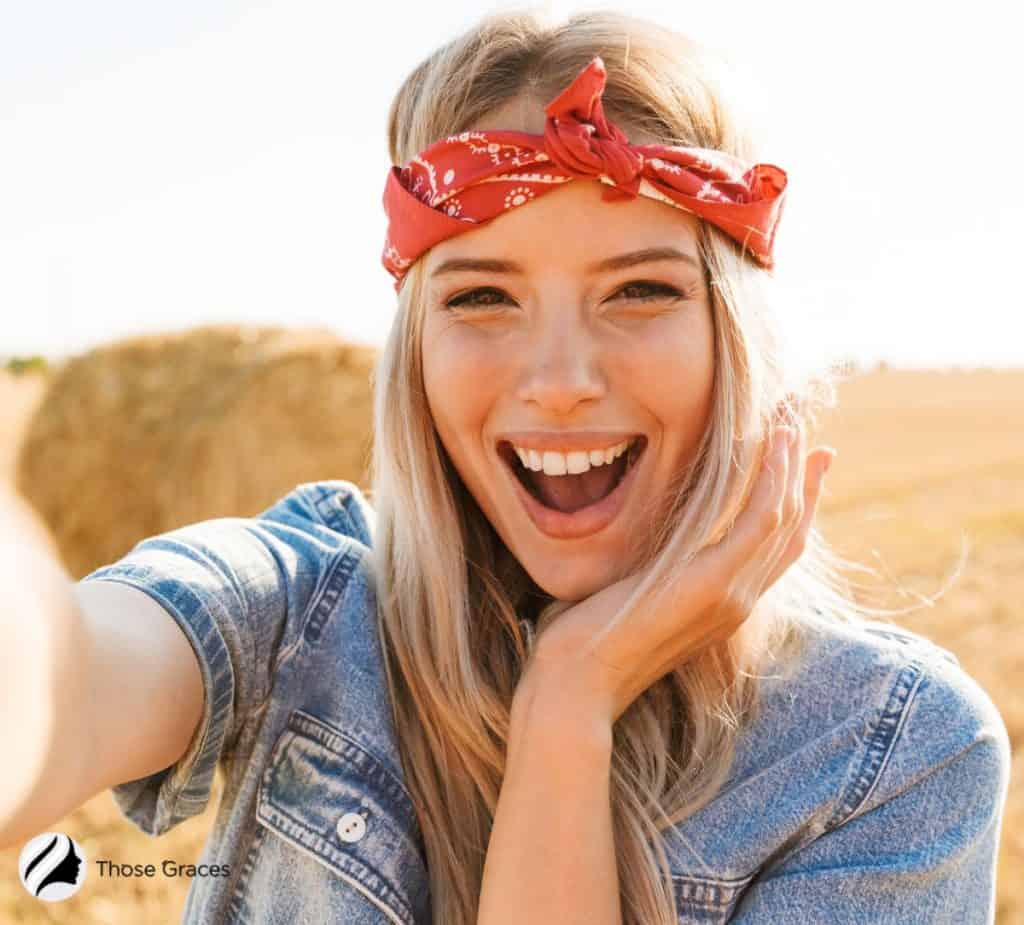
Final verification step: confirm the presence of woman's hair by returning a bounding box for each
[368,8,944,924]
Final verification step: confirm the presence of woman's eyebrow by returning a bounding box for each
[429,246,700,278]
[589,247,700,274]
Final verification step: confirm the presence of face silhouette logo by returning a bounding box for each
[18,832,87,901]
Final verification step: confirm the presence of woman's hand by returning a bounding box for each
[518,403,836,727]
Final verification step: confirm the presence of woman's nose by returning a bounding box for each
[515,323,606,414]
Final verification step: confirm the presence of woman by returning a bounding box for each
[0,9,1009,925]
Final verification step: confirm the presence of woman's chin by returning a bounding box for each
[522,554,627,604]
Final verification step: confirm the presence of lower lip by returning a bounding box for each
[504,445,645,540]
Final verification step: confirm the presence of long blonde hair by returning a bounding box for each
[368,9,923,923]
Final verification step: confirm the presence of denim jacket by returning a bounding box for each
[80,479,1011,924]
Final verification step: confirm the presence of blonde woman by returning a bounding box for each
[0,9,1009,925]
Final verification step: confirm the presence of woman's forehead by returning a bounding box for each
[424,179,701,276]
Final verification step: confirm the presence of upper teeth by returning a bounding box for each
[510,438,636,476]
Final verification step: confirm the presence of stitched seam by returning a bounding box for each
[257,719,415,925]
[671,871,755,910]
[826,658,925,830]
[261,486,354,687]
[300,546,362,645]
[226,822,268,923]
[256,809,409,925]
[289,709,418,818]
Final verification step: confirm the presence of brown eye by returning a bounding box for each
[613,281,684,302]
[444,287,511,309]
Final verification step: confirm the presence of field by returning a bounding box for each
[1,363,1021,923]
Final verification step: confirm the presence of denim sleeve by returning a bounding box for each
[77,483,356,837]
[730,655,1011,924]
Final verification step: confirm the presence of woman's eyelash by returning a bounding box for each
[444,280,685,309]
[614,281,685,303]
[444,287,509,308]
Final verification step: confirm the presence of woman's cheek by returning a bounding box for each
[432,324,500,387]
[424,324,504,431]
[616,313,715,447]
[618,314,710,387]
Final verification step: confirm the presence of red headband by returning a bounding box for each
[381,55,787,292]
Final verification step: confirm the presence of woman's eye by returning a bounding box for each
[612,281,684,303]
[443,281,683,310]
[444,287,511,309]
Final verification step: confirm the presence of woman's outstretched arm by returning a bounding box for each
[0,487,204,850]
[477,669,621,925]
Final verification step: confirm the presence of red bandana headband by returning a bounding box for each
[381,55,788,292]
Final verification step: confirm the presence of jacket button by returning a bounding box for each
[336,812,367,843]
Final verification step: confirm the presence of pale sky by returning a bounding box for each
[1,0,1021,368]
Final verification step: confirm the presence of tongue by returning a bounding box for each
[529,454,627,514]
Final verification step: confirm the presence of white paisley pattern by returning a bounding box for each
[503,187,535,208]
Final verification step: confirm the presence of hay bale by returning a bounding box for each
[15,324,378,579]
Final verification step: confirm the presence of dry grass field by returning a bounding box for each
[1,360,1021,923]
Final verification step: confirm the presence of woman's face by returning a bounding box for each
[420,113,716,602]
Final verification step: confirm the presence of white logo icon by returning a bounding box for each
[18,832,87,901]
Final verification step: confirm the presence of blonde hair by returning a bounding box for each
[368,8,931,923]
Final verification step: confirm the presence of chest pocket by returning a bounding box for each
[670,871,757,923]
[252,709,431,925]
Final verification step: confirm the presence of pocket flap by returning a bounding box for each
[258,709,430,925]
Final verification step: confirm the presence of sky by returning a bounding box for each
[1,0,1021,369]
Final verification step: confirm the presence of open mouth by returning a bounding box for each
[497,436,647,515]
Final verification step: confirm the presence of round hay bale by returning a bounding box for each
[15,324,378,579]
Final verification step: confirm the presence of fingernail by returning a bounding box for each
[823,450,837,474]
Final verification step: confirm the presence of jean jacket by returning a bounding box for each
[79,479,1011,924]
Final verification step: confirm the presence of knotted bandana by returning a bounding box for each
[381,55,787,292]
